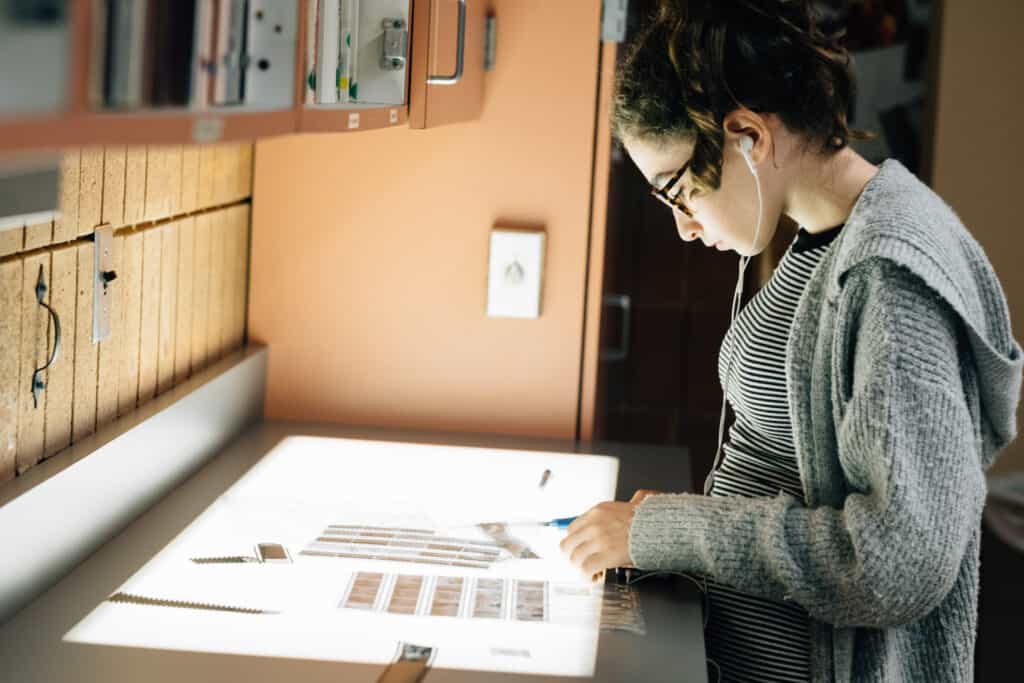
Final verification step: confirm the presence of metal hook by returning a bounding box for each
[31,264,61,410]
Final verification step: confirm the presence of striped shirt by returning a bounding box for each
[704,225,843,683]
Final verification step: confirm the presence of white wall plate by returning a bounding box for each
[486,229,545,319]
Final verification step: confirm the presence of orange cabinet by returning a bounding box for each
[0,0,490,153]
[408,0,488,129]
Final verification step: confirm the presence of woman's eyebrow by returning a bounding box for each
[652,161,690,188]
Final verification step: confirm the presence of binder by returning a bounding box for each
[305,0,318,103]
[315,0,340,104]
[213,0,248,105]
[337,0,357,103]
[244,0,298,107]
[104,0,149,108]
[191,0,216,107]
[103,0,196,109]
[148,0,197,107]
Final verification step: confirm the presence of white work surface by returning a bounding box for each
[0,422,707,682]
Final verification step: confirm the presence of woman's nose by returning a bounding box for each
[675,215,703,243]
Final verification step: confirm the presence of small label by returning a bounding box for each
[389,109,399,124]
[348,112,360,129]
[193,117,225,143]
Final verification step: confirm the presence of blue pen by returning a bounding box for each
[545,516,577,529]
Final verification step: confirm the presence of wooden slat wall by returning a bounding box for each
[43,245,77,459]
[157,221,179,395]
[0,226,22,258]
[101,146,126,228]
[17,252,50,474]
[116,230,144,417]
[72,242,98,442]
[95,233,123,431]
[78,149,104,237]
[173,218,196,385]
[0,260,22,481]
[24,221,52,251]
[190,213,212,374]
[53,149,80,243]
[0,142,253,487]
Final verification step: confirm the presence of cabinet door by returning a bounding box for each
[408,0,486,129]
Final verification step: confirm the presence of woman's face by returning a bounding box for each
[622,133,780,257]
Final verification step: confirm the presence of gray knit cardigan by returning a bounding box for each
[629,160,1023,682]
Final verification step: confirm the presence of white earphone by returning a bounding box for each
[703,135,763,496]
[739,134,755,164]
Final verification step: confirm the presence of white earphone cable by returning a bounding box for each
[703,139,763,496]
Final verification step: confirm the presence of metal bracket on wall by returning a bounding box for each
[30,264,60,409]
[381,18,408,70]
[92,225,116,344]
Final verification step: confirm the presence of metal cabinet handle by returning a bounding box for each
[600,294,631,362]
[427,0,466,85]
[31,264,61,409]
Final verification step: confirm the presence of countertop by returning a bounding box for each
[0,420,707,683]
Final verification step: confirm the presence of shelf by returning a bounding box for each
[0,108,298,152]
[300,105,408,134]
[0,0,486,151]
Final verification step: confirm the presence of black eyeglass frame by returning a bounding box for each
[649,160,694,218]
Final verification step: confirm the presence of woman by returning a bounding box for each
[559,1,1023,681]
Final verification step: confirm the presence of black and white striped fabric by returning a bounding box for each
[704,225,843,683]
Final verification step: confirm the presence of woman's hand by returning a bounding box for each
[558,489,665,582]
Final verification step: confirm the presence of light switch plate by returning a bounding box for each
[486,229,545,319]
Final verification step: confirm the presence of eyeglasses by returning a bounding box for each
[649,160,694,218]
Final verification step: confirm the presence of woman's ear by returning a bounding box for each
[723,109,771,164]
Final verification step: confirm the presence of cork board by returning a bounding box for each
[0,259,22,483]
[123,147,147,226]
[0,227,23,258]
[227,205,250,349]
[190,213,211,374]
[157,221,179,396]
[1,142,252,486]
[53,149,80,244]
[173,217,196,384]
[78,148,104,237]
[206,209,226,362]
[24,220,53,251]
[197,146,217,210]
[137,227,162,405]
[72,241,98,442]
[180,147,200,214]
[43,245,77,458]
[116,231,143,418]
[102,146,126,228]
[16,253,51,473]
[95,234,123,431]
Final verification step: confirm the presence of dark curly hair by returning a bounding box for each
[612,0,872,194]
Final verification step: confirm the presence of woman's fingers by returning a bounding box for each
[629,489,664,504]
[559,514,599,556]
[559,501,638,579]
[569,539,600,569]
[581,551,616,578]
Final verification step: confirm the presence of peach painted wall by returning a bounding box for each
[930,0,1024,473]
[249,1,605,439]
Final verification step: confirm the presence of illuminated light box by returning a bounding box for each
[65,436,619,678]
